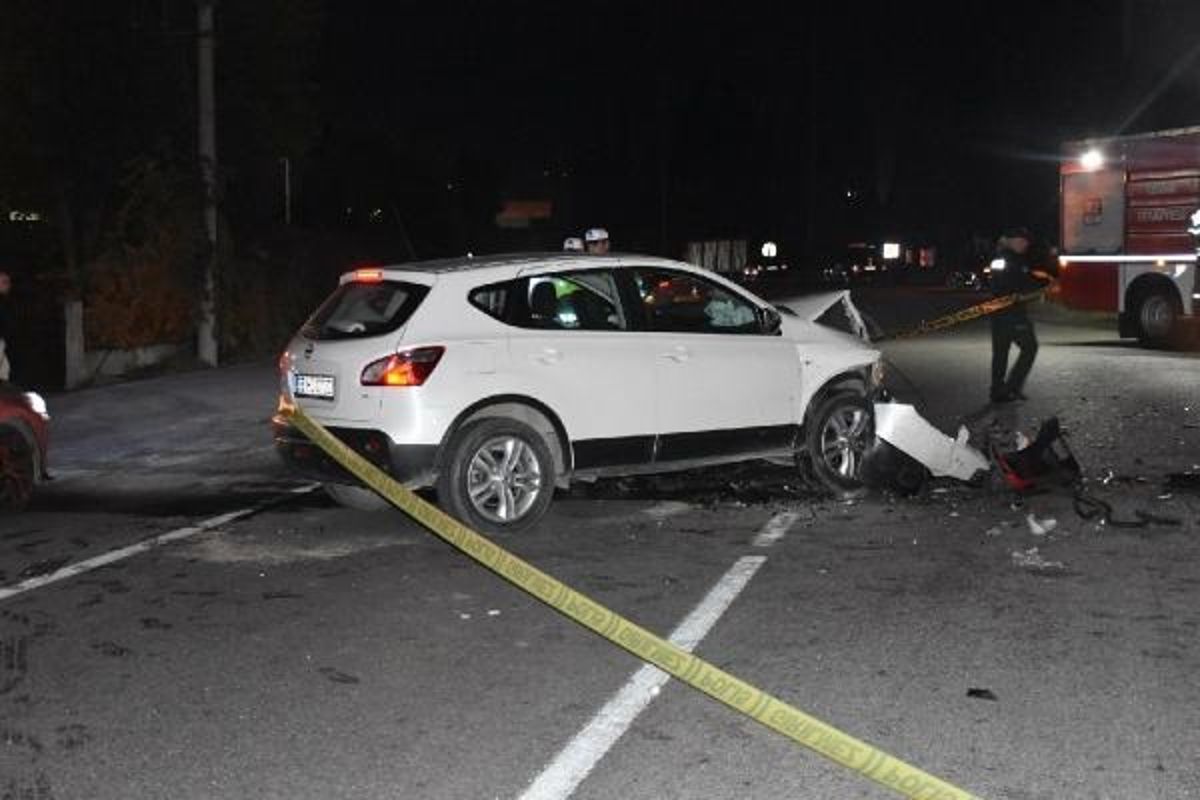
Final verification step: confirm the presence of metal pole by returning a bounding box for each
[196,0,219,366]
[281,157,292,226]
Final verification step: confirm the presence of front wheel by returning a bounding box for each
[436,418,555,536]
[1135,288,1181,348]
[0,428,36,512]
[805,391,872,496]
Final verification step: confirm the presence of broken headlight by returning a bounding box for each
[24,391,49,420]
[869,359,886,388]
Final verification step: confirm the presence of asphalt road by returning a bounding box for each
[1,289,1198,799]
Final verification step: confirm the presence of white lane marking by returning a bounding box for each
[519,555,767,800]
[752,510,801,547]
[642,501,692,520]
[0,484,318,604]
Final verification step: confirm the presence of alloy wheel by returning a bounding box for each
[466,435,544,523]
[819,405,870,479]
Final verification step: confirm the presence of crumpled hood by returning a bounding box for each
[776,289,859,325]
[774,290,874,350]
[769,291,881,414]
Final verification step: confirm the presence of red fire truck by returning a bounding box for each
[1057,126,1199,347]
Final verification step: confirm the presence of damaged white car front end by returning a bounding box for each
[775,290,992,493]
[773,291,886,493]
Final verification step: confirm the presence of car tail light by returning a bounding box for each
[360,347,445,387]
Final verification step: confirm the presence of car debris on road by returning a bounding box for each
[872,402,990,482]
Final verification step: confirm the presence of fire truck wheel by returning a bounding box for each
[1134,287,1181,348]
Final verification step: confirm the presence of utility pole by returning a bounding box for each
[196,0,219,366]
[280,157,292,226]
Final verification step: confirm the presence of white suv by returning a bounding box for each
[273,253,882,533]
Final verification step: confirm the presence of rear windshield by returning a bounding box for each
[301,280,429,341]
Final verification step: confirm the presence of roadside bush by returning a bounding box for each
[85,155,201,350]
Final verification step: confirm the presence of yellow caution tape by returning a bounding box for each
[880,289,1045,342]
[284,405,980,799]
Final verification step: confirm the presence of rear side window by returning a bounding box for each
[302,280,429,341]
[469,270,627,331]
[468,282,512,321]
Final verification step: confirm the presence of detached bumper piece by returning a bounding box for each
[872,403,991,482]
[272,416,438,487]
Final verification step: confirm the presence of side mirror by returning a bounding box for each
[761,306,782,335]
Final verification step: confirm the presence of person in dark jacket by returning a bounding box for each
[988,227,1046,403]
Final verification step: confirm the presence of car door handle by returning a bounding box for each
[531,347,562,365]
[660,346,691,363]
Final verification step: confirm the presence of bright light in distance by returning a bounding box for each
[882,242,900,259]
[1080,148,1105,171]
[761,241,778,258]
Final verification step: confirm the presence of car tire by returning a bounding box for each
[0,428,35,512]
[1134,287,1181,348]
[436,417,555,536]
[324,482,391,511]
[805,390,872,496]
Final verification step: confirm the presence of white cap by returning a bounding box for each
[563,237,584,251]
[584,227,609,243]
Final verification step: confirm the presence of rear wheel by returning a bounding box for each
[0,428,36,512]
[324,482,391,511]
[1135,287,1181,348]
[805,391,871,496]
[436,418,554,536]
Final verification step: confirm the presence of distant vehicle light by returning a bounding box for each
[990,258,1007,271]
[1080,148,1104,171]
[24,392,48,419]
[882,242,900,260]
[353,268,384,283]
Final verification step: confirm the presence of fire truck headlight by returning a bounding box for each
[1080,148,1105,171]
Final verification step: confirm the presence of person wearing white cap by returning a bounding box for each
[584,227,610,255]
[563,236,584,252]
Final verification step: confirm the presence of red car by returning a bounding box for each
[0,384,49,511]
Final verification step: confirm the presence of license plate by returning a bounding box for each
[294,373,335,399]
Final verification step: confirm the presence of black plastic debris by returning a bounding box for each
[966,688,998,701]
[569,461,826,506]
[993,417,1081,491]
[1073,493,1183,529]
[860,439,930,496]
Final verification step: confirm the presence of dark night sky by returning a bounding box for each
[304,1,1200,259]
[6,1,1199,268]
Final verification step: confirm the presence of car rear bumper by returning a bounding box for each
[272,415,439,488]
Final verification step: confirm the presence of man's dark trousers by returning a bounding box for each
[990,310,1038,397]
